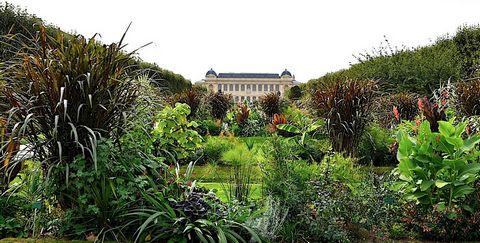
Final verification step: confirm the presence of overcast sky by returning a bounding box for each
[7,0,480,83]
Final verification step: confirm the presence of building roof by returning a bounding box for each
[281,69,292,77]
[217,73,280,79]
[206,68,217,77]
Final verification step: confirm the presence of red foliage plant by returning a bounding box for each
[418,96,446,132]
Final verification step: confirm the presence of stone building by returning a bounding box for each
[199,68,299,103]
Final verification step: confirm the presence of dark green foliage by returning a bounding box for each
[310,79,377,156]
[286,85,302,100]
[57,138,163,239]
[261,139,400,241]
[358,123,395,166]
[135,61,191,94]
[457,79,480,116]
[453,24,480,78]
[206,91,232,121]
[229,103,267,137]
[231,107,267,137]
[197,119,222,136]
[306,34,462,95]
[261,137,320,240]
[0,195,27,238]
[260,92,281,121]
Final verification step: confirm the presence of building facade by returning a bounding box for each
[199,68,298,103]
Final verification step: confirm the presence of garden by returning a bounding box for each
[4,2,480,243]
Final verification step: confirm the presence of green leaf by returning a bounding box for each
[455,122,467,137]
[437,202,446,212]
[462,204,474,213]
[438,121,455,136]
[435,180,450,188]
[445,136,463,148]
[276,124,301,134]
[420,180,434,191]
[459,163,480,177]
[452,185,474,198]
[447,212,458,219]
[397,158,416,178]
[462,134,480,152]
[306,120,323,133]
[405,191,427,201]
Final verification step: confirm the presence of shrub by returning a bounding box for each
[453,24,480,78]
[374,92,419,128]
[260,92,281,121]
[306,34,461,95]
[276,119,328,162]
[401,201,480,241]
[152,103,203,161]
[197,119,222,136]
[202,136,236,164]
[221,144,256,166]
[286,86,302,100]
[206,91,232,121]
[358,123,395,166]
[305,170,399,242]
[261,137,321,240]
[392,119,480,212]
[232,108,266,137]
[0,195,27,238]
[310,79,377,156]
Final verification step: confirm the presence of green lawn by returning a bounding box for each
[199,182,262,202]
[188,163,263,183]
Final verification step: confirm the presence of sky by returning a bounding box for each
[6,0,480,83]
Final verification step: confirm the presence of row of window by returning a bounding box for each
[218,83,280,92]
[234,96,257,103]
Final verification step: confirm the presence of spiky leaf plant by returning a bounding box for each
[167,89,203,118]
[1,26,140,206]
[206,91,232,121]
[310,79,377,156]
[260,92,281,121]
[457,79,480,116]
